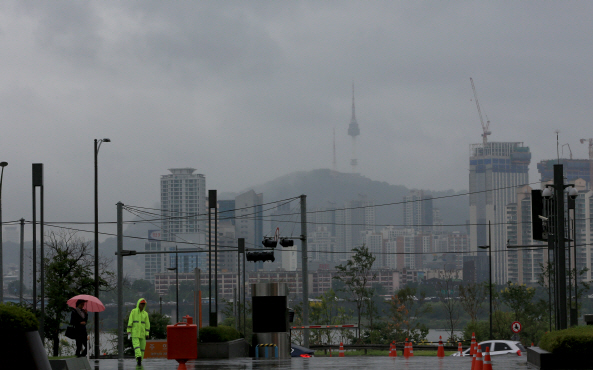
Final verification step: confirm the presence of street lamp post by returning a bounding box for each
[0,161,7,303]
[478,221,492,340]
[94,138,110,358]
[167,246,179,323]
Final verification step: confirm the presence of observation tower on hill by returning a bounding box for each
[348,83,360,173]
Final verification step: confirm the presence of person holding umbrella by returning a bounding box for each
[70,299,88,357]
[67,294,105,358]
[127,298,150,366]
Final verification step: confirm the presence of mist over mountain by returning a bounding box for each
[3,169,468,279]
[224,168,468,231]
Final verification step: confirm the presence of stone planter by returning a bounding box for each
[49,357,91,370]
[527,346,593,369]
[198,338,248,359]
[0,330,52,370]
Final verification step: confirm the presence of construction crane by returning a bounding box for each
[470,77,491,146]
[580,138,593,189]
[562,143,573,159]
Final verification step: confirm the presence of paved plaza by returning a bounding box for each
[90,356,529,370]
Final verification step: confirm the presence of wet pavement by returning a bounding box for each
[90,355,530,370]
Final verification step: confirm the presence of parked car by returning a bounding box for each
[291,343,314,357]
[451,340,526,356]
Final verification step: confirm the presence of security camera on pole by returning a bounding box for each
[531,163,578,330]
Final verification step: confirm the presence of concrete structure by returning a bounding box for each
[144,230,166,283]
[537,158,592,188]
[469,141,531,283]
[505,185,547,284]
[160,168,206,241]
[235,190,263,271]
[335,197,375,258]
[403,190,433,232]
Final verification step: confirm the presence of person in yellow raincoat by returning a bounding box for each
[127,298,150,365]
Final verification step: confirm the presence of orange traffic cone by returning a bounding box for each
[475,347,483,370]
[392,341,397,357]
[471,333,476,356]
[437,336,445,358]
[339,342,345,357]
[329,346,332,357]
[531,342,534,347]
[404,338,409,358]
[471,348,477,370]
[409,341,414,357]
[389,343,393,357]
[483,346,492,370]
[516,349,522,356]
[458,341,463,356]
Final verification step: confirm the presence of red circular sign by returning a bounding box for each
[511,321,522,333]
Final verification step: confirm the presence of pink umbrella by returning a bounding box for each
[67,294,105,312]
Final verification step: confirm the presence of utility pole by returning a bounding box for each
[300,194,309,348]
[19,218,24,304]
[116,202,123,360]
[553,164,567,330]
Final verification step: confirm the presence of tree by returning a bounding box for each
[436,269,461,342]
[42,230,115,356]
[458,281,487,323]
[333,245,376,340]
[386,286,430,343]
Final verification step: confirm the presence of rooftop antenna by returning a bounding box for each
[556,130,560,164]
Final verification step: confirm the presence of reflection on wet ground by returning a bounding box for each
[93,355,529,370]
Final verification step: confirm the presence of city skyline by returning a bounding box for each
[1,2,593,241]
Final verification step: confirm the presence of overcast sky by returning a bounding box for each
[1,1,592,240]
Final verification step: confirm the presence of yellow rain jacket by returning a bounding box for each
[127,298,150,338]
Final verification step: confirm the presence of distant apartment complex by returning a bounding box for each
[160,168,206,241]
[469,142,531,283]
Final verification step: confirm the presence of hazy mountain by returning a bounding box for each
[223,168,468,231]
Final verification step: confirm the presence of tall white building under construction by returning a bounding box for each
[469,142,531,283]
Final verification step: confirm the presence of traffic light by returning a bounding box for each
[246,251,275,262]
[279,238,294,248]
[262,238,278,248]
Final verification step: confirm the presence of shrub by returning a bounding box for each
[0,303,39,332]
[199,326,242,343]
[539,325,593,355]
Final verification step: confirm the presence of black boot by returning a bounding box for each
[136,357,142,365]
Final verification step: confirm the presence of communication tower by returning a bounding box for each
[348,83,360,173]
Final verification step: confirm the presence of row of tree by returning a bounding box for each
[288,245,591,346]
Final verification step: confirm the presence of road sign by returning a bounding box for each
[511,321,522,333]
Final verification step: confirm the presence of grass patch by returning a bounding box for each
[539,325,593,355]
[314,350,457,356]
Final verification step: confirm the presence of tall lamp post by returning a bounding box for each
[94,138,110,358]
[478,221,492,340]
[0,161,7,303]
[167,246,179,323]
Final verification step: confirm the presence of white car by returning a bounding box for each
[451,340,526,356]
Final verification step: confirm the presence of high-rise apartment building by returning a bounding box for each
[144,230,166,283]
[235,190,263,271]
[160,168,206,241]
[335,197,375,258]
[469,142,531,283]
[403,190,433,232]
[537,159,592,187]
[505,185,546,284]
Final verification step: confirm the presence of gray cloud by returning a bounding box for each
[1,1,592,240]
